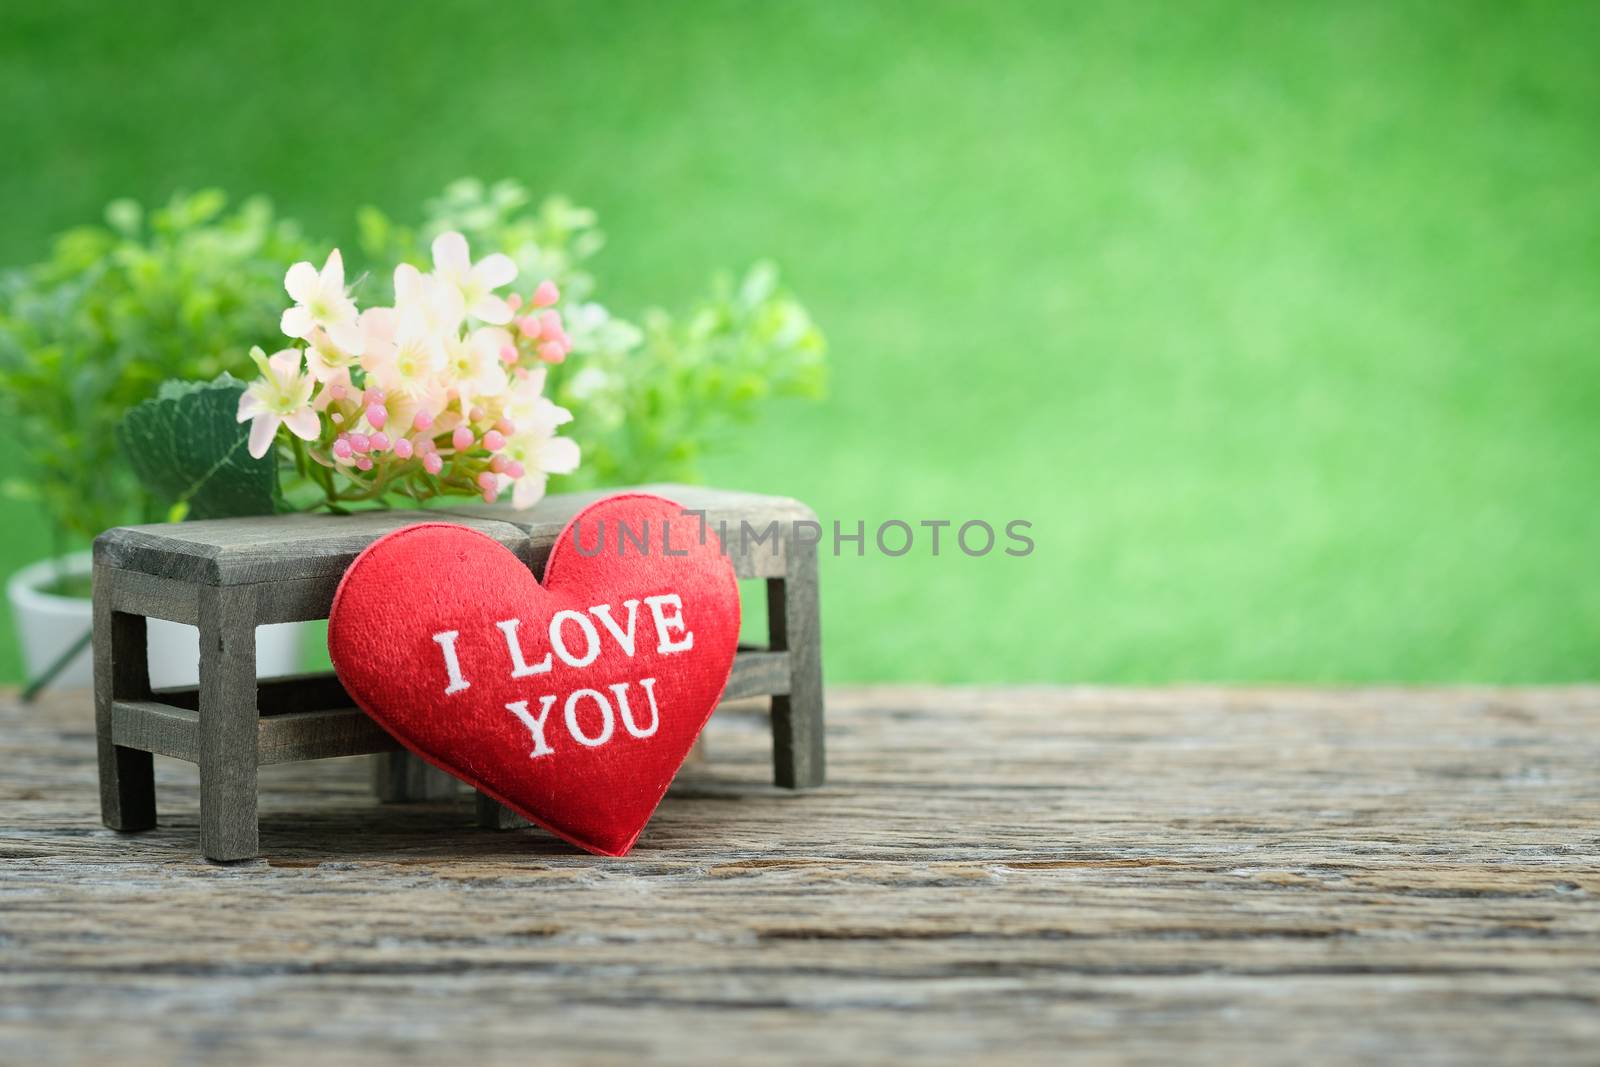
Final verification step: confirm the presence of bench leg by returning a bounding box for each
[372,752,460,802]
[767,539,825,788]
[475,791,526,830]
[198,586,259,862]
[93,571,157,831]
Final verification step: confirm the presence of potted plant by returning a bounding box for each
[0,192,315,690]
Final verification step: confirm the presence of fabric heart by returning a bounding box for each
[329,493,740,856]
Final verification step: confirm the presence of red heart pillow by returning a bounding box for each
[329,493,740,856]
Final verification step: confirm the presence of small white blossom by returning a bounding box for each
[281,249,364,355]
[499,374,579,508]
[237,347,319,458]
[432,231,517,325]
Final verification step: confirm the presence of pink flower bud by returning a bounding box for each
[506,461,526,479]
[477,472,498,492]
[369,432,390,452]
[348,433,371,453]
[495,418,515,435]
[538,310,562,335]
[537,341,567,364]
[367,389,385,404]
[332,437,353,459]
[422,452,443,475]
[533,280,560,307]
[412,410,434,432]
[481,486,499,504]
[365,404,387,430]
[355,456,374,471]
[469,406,487,422]
[517,315,541,340]
[506,292,522,311]
[452,426,474,451]
[499,343,518,365]
[541,325,569,350]
[329,383,346,400]
[392,437,414,460]
[483,430,506,452]
[489,455,508,474]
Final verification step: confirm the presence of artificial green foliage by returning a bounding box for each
[560,261,826,487]
[118,375,280,521]
[0,191,311,547]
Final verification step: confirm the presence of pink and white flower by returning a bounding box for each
[244,234,581,501]
[392,263,465,339]
[237,347,320,458]
[497,373,579,508]
[432,232,517,325]
[280,250,364,355]
[441,327,511,407]
[359,305,446,414]
[303,328,361,384]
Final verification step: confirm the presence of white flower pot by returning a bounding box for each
[8,552,305,691]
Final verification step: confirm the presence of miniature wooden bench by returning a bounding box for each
[92,485,824,861]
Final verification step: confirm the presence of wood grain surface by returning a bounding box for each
[4,685,1599,1065]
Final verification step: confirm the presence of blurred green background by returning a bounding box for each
[2,0,1597,683]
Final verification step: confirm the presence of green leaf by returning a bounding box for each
[117,374,280,520]
[356,204,392,260]
[104,199,142,236]
[0,477,40,502]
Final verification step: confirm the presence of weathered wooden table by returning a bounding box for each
[4,685,1599,1065]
